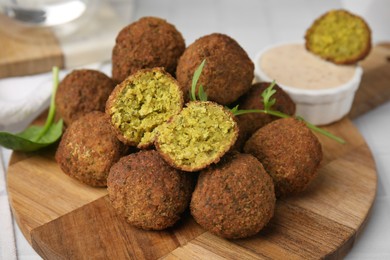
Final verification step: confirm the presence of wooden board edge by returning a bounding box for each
[29,195,207,260]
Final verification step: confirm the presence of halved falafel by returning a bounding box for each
[106,67,184,148]
[305,9,371,64]
[107,150,194,230]
[112,16,185,83]
[244,118,322,197]
[191,152,275,239]
[55,69,116,126]
[55,111,128,187]
[156,101,238,172]
[176,33,254,105]
[234,82,296,150]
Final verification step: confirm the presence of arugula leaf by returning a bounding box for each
[190,59,206,101]
[0,67,63,152]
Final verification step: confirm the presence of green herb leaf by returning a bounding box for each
[0,67,63,152]
[296,116,346,144]
[0,120,63,152]
[190,59,206,101]
[230,105,240,115]
[198,85,208,101]
[261,81,277,111]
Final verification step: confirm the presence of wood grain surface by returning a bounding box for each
[349,44,390,118]
[0,15,64,78]
[6,45,390,259]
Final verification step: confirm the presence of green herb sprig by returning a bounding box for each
[0,67,63,152]
[231,81,346,144]
[231,81,290,119]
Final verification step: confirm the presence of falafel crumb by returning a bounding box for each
[108,69,182,147]
[157,101,238,171]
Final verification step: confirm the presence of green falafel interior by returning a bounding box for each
[107,68,183,148]
[156,101,238,172]
[305,9,371,64]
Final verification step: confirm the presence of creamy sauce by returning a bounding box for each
[260,44,356,90]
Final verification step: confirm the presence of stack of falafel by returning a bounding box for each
[55,16,322,239]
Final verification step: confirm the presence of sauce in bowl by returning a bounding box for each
[254,42,363,125]
[259,43,356,90]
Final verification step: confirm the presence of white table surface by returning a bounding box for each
[1,0,390,259]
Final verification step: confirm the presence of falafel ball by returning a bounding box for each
[112,16,185,83]
[107,150,194,230]
[191,152,275,239]
[106,67,184,148]
[244,118,322,197]
[234,82,296,150]
[55,111,128,187]
[55,69,116,126]
[156,101,238,172]
[305,9,371,64]
[176,33,254,105]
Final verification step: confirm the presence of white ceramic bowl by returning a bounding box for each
[254,43,363,125]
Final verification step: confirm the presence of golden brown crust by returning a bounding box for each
[55,111,128,187]
[55,69,116,126]
[244,118,322,197]
[107,150,194,230]
[190,152,275,239]
[176,33,254,105]
[112,16,185,83]
[305,9,371,65]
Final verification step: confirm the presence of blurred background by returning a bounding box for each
[132,0,389,59]
[1,0,389,69]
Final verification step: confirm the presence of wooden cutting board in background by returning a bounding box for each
[0,15,64,78]
[0,1,131,78]
[5,45,390,259]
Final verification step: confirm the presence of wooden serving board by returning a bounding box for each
[6,45,390,259]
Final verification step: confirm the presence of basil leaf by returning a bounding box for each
[0,120,63,152]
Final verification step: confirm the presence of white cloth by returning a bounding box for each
[0,74,52,132]
[0,63,111,133]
